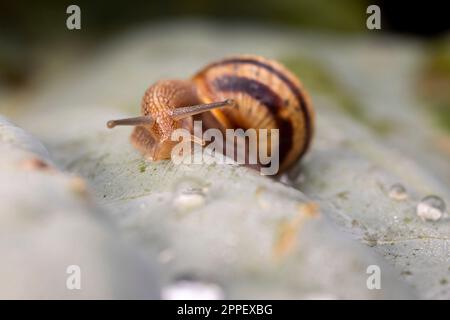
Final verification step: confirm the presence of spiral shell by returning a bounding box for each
[192,55,315,172]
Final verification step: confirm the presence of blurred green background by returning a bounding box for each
[0,0,449,130]
[1,0,448,85]
[1,0,449,82]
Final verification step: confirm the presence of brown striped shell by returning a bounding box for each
[192,55,314,173]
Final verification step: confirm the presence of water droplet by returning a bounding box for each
[174,189,205,212]
[162,279,224,300]
[416,195,446,222]
[172,176,206,212]
[388,183,408,200]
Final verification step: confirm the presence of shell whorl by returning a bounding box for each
[192,55,314,172]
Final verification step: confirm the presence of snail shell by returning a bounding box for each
[193,55,314,172]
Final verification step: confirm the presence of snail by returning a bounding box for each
[107,55,314,173]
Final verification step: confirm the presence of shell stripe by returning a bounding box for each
[213,76,283,112]
[211,58,312,157]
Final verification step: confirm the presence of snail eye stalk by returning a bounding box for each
[170,99,236,120]
[107,116,155,129]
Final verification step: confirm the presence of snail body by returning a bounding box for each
[130,79,204,161]
[107,55,314,173]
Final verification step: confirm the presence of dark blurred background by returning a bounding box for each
[1,0,449,88]
[1,0,449,40]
